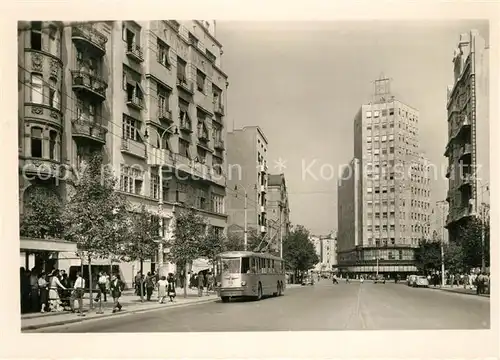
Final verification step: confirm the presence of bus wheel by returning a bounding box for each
[221,296,230,303]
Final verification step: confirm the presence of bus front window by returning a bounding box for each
[241,257,251,273]
[221,258,240,274]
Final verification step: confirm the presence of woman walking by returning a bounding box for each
[157,276,168,304]
[48,270,66,312]
[38,272,48,313]
[110,274,124,313]
[167,273,177,302]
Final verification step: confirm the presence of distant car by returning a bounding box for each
[415,276,429,287]
[373,274,386,284]
[301,276,314,286]
[407,275,418,287]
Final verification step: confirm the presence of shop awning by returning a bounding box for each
[20,237,77,253]
[191,258,210,273]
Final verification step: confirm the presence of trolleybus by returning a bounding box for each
[215,251,286,302]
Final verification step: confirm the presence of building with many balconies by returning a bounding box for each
[444,30,489,243]
[18,20,229,283]
[226,126,269,240]
[267,173,291,253]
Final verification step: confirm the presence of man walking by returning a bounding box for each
[110,273,124,313]
[71,272,86,316]
[95,272,108,303]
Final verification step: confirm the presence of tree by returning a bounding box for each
[225,231,245,251]
[248,228,269,252]
[414,239,442,274]
[167,207,207,298]
[20,185,64,239]
[199,227,225,273]
[456,217,485,271]
[282,225,319,283]
[444,241,464,274]
[62,151,129,306]
[120,204,161,301]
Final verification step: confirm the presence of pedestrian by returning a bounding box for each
[145,272,155,301]
[206,271,214,295]
[110,273,124,313]
[197,271,204,297]
[167,273,177,302]
[332,274,338,284]
[29,268,39,313]
[157,276,168,304]
[360,276,364,284]
[38,272,48,313]
[134,271,142,296]
[59,271,71,309]
[346,275,350,284]
[186,271,191,289]
[48,270,66,312]
[95,272,108,303]
[71,271,86,316]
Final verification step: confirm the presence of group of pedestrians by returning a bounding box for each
[133,271,177,303]
[427,270,491,295]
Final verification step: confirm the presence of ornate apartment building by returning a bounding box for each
[267,173,291,252]
[444,30,489,243]
[18,20,229,282]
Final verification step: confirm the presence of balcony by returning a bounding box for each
[126,44,144,63]
[459,143,472,159]
[445,164,452,178]
[193,162,211,180]
[260,225,267,233]
[146,144,174,167]
[197,132,209,143]
[19,157,65,179]
[260,206,266,213]
[121,138,146,159]
[459,173,474,189]
[260,185,266,193]
[174,154,193,173]
[71,70,107,102]
[71,24,107,56]
[450,114,472,140]
[126,96,143,110]
[214,139,225,150]
[72,118,106,144]
[180,122,193,133]
[158,108,173,123]
[176,77,194,94]
[258,163,268,173]
[214,102,225,115]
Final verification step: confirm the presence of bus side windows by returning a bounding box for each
[241,257,250,274]
[270,260,275,274]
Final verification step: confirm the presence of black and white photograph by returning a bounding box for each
[1,1,499,359]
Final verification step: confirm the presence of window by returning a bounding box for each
[179,139,190,158]
[389,108,394,115]
[122,72,127,90]
[157,38,170,67]
[48,78,60,109]
[49,130,57,160]
[196,69,205,93]
[367,126,371,131]
[162,179,169,202]
[158,86,169,114]
[366,111,372,118]
[48,26,59,57]
[30,21,42,51]
[126,82,143,105]
[31,74,43,104]
[125,28,136,52]
[30,127,43,158]
[374,110,380,118]
[382,109,387,116]
[150,169,159,199]
[205,49,216,63]
[120,164,144,195]
[122,115,141,141]
[177,57,186,81]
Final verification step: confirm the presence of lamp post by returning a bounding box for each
[234,184,258,251]
[144,125,178,276]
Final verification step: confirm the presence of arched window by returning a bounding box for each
[49,130,57,160]
[30,127,43,158]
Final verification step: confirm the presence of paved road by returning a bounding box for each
[36,281,490,332]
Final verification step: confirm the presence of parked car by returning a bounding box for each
[407,275,418,287]
[415,276,429,287]
[301,275,314,286]
[373,274,386,284]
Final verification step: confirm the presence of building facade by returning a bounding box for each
[445,30,489,243]
[430,201,449,243]
[337,78,431,278]
[320,233,337,271]
[226,126,269,239]
[18,20,229,284]
[267,173,291,252]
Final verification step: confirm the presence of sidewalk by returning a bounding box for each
[21,287,217,331]
[427,284,490,298]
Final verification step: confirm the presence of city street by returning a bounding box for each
[33,280,490,332]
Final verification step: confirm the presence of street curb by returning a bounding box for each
[21,297,217,331]
[427,286,490,298]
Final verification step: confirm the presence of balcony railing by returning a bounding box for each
[214,102,225,115]
[71,24,107,56]
[176,76,194,94]
[260,185,266,193]
[198,132,209,142]
[459,143,472,159]
[121,138,147,159]
[214,139,225,150]
[71,70,107,101]
[158,108,172,122]
[72,118,106,144]
[146,144,174,167]
[126,96,143,110]
[180,121,193,133]
[126,44,144,62]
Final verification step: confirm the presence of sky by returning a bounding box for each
[216,20,489,235]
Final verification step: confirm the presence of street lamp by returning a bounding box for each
[475,180,489,273]
[144,125,179,276]
[234,184,257,251]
